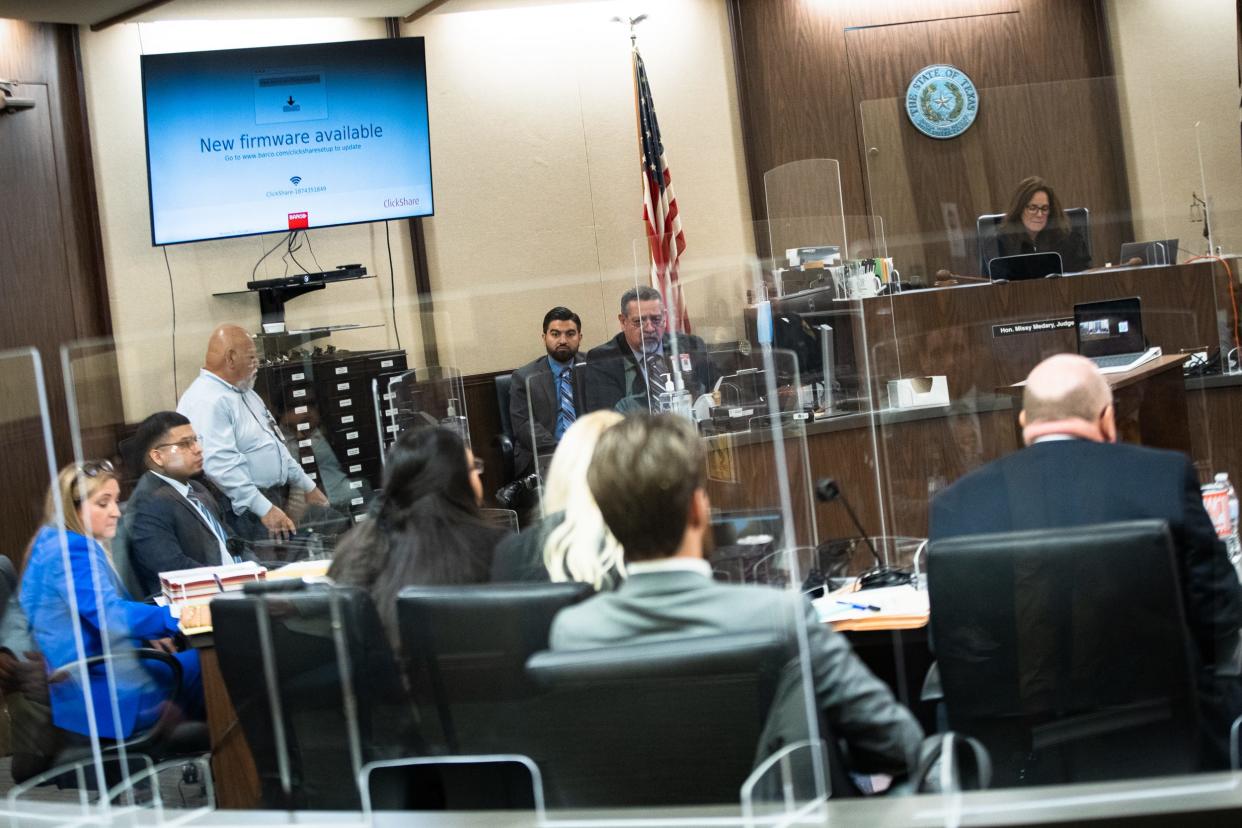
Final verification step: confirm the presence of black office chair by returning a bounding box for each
[524,632,803,808]
[396,582,591,755]
[927,520,1199,787]
[212,583,427,809]
[975,207,1092,276]
[493,373,516,484]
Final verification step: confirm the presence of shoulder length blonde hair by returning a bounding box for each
[23,462,118,570]
[540,411,625,589]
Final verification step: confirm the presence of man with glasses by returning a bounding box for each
[177,324,330,542]
[509,306,586,480]
[582,286,718,413]
[123,411,239,598]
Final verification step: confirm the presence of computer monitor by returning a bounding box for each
[767,287,860,398]
[988,252,1064,281]
[1119,239,1178,266]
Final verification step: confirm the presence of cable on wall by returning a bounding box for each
[162,246,178,396]
[385,221,403,352]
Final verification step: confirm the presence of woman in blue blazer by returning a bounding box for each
[20,461,204,740]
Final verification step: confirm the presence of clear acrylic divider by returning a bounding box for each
[0,347,116,826]
[375,365,469,457]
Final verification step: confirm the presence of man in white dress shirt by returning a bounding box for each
[177,324,329,541]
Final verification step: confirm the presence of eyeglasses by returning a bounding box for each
[472,458,485,475]
[1024,204,1051,216]
[78,459,114,478]
[155,434,201,452]
[626,315,665,329]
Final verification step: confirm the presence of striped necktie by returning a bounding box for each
[187,488,230,562]
[554,368,576,440]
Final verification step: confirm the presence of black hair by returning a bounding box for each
[542,306,582,333]
[328,427,499,646]
[620,286,663,315]
[132,411,192,470]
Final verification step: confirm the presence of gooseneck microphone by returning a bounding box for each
[815,478,880,566]
[815,477,910,590]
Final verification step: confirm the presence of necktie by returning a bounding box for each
[555,369,576,440]
[187,488,231,563]
[642,353,669,399]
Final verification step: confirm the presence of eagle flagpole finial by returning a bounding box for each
[609,13,648,47]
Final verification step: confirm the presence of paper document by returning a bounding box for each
[812,584,929,631]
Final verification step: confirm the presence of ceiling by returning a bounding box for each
[0,0,438,26]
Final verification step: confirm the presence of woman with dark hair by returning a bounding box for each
[996,176,1091,272]
[329,427,508,644]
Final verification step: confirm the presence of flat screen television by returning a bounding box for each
[141,37,433,246]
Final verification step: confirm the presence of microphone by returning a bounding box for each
[815,478,880,566]
[815,478,910,590]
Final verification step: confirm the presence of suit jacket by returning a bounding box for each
[509,356,585,479]
[582,332,720,414]
[20,526,183,739]
[550,569,923,775]
[125,471,231,599]
[930,439,1242,669]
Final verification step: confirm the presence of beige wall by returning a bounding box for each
[402,0,754,371]
[1105,0,1242,259]
[81,0,755,422]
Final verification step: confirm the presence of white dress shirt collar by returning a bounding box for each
[625,556,712,578]
[151,470,191,497]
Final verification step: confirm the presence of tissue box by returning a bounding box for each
[887,376,949,409]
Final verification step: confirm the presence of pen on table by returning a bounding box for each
[835,600,882,612]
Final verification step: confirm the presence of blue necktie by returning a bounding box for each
[554,369,576,440]
[187,488,230,563]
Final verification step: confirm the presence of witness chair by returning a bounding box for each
[212,583,425,809]
[524,632,803,807]
[927,520,1199,787]
[975,207,1092,276]
[396,582,591,755]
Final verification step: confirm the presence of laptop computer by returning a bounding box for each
[988,252,1064,281]
[1074,297,1162,374]
[1119,239,1178,266]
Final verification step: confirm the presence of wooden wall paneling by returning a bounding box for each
[461,369,507,506]
[0,20,116,560]
[730,1,1127,275]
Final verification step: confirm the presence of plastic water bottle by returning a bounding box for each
[1215,473,1242,566]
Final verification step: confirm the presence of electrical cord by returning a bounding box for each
[287,230,311,275]
[1187,254,1239,365]
[162,246,177,395]
[252,232,292,281]
[303,229,325,273]
[385,221,402,351]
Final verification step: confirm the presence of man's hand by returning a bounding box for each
[304,487,329,508]
[261,505,296,540]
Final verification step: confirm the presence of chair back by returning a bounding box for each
[396,582,590,753]
[976,212,1005,276]
[212,583,422,809]
[109,511,146,600]
[0,555,17,621]
[524,632,792,807]
[976,207,1092,276]
[928,519,1199,786]
[494,373,514,440]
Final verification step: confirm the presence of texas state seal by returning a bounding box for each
[905,64,979,140]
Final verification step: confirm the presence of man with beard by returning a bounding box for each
[509,307,585,479]
[178,324,329,541]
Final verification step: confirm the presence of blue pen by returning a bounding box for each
[836,600,882,612]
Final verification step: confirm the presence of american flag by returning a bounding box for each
[634,49,690,334]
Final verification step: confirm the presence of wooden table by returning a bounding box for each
[191,633,262,810]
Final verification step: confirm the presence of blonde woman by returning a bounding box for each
[492,411,626,590]
[20,461,204,740]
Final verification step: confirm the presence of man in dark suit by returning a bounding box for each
[552,413,922,779]
[509,307,585,479]
[931,353,1242,766]
[123,411,237,598]
[582,286,719,413]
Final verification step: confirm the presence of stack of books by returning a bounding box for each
[160,561,267,605]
